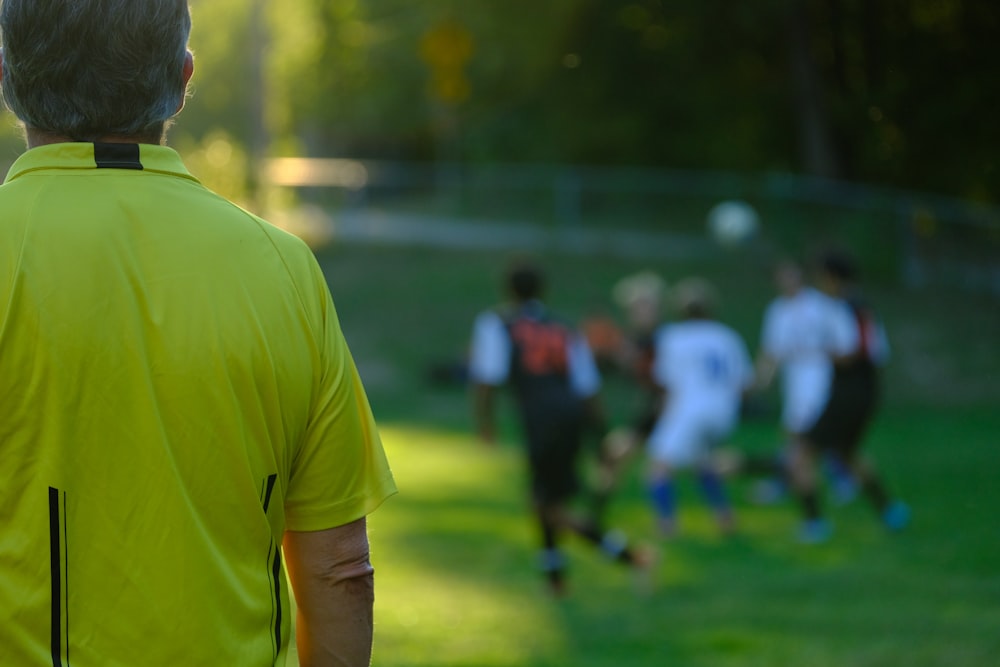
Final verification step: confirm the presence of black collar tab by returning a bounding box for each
[93,143,143,170]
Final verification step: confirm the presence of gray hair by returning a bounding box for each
[0,0,191,142]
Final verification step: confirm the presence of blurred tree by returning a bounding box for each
[1,0,995,202]
[180,0,258,150]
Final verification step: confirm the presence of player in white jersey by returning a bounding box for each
[757,261,856,434]
[795,251,910,539]
[746,261,859,505]
[646,278,754,537]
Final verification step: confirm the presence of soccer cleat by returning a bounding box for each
[538,548,568,596]
[600,530,630,559]
[797,518,833,544]
[882,501,911,532]
[830,476,859,506]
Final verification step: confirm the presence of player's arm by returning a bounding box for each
[284,518,374,667]
[754,303,782,390]
[568,331,608,436]
[828,300,861,366]
[468,311,510,445]
[753,351,778,391]
[473,382,499,444]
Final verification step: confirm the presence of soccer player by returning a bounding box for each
[793,250,910,536]
[753,259,859,541]
[469,259,652,595]
[741,260,858,505]
[588,270,668,529]
[0,2,396,665]
[645,278,754,537]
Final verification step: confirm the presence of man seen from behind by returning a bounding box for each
[0,1,396,665]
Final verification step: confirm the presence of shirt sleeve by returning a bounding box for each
[869,320,891,365]
[468,311,511,386]
[734,332,755,390]
[760,301,784,358]
[827,298,860,357]
[651,326,671,389]
[284,266,397,533]
[567,332,601,398]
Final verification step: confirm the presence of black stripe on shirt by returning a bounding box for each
[48,487,63,667]
[262,474,278,514]
[272,548,283,653]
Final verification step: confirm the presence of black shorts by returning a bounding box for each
[807,362,879,456]
[523,414,585,504]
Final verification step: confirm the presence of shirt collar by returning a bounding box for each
[519,299,547,317]
[3,142,201,185]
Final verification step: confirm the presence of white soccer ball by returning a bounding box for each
[707,200,759,246]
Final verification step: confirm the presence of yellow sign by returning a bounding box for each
[420,20,474,104]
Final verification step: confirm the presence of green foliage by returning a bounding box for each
[182,0,258,149]
[2,1,996,204]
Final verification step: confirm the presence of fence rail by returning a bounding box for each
[266,158,1000,296]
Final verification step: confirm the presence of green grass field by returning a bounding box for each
[308,241,999,666]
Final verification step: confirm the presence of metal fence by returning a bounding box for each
[272,158,1000,295]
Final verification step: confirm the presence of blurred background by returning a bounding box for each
[2,1,997,665]
[1,0,995,294]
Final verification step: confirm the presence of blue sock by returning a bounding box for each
[698,469,729,512]
[649,478,676,521]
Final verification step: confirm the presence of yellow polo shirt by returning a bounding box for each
[0,143,396,666]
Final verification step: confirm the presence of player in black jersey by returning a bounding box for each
[469,259,654,595]
[800,250,910,536]
[588,271,668,529]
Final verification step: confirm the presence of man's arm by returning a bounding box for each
[754,352,778,391]
[283,518,375,667]
[473,382,498,444]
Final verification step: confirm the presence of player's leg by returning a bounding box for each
[526,426,572,595]
[545,425,655,583]
[588,401,657,529]
[647,458,679,537]
[832,378,909,532]
[697,464,735,534]
[788,374,842,543]
[787,436,831,543]
[695,414,738,535]
[588,425,641,531]
[646,409,694,537]
[823,453,859,505]
[838,447,910,532]
[732,440,792,505]
[534,498,568,596]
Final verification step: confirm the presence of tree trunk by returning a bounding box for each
[787,0,841,178]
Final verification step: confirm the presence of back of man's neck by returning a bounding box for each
[26,128,164,149]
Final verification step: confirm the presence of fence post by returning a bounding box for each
[554,169,582,247]
[897,200,924,289]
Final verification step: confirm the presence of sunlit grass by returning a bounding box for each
[351,414,1000,667]
[274,243,1000,665]
[362,426,572,665]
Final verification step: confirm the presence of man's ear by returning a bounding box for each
[176,50,194,113]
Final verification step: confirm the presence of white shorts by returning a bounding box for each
[781,364,832,434]
[648,401,738,468]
